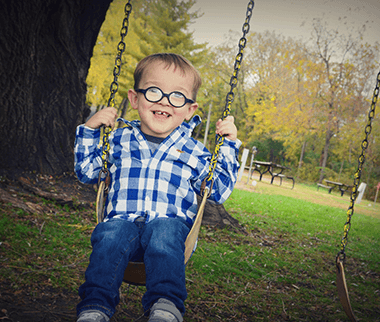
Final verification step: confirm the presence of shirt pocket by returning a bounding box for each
[154,147,194,188]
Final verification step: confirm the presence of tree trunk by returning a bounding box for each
[318,129,333,183]
[296,141,306,180]
[0,0,112,176]
[196,195,245,234]
[338,160,344,181]
[298,141,306,169]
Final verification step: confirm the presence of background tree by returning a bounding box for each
[309,19,375,183]
[188,30,254,153]
[243,32,320,165]
[86,0,143,109]
[0,0,112,175]
[221,26,379,196]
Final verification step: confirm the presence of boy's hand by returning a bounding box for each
[216,115,238,141]
[85,107,118,129]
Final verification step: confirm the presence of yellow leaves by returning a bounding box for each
[86,0,144,108]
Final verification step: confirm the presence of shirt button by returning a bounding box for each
[146,196,150,202]
[138,135,143,140]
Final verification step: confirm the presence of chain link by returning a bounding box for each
[204,0,254,186]
[100,1,132,176]
[336,70,379,263]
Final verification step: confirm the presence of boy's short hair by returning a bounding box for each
[133,53,202,101]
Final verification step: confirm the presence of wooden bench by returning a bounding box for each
[317,183,334,193]
[337,185,352,197]
[272,173,295,189]
[247,161,295,189]
[323,180,353,196]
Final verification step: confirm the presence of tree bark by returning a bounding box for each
[0,0,112,176]
[319,129,333,183]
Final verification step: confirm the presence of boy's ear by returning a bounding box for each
[185,102,198,121]
[128,89,138,110]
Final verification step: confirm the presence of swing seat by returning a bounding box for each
[97,185,209,286]
[123,261,146,286]
[336,257,357,322]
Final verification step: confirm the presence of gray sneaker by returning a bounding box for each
[148,298,183,322]
[77,310,110,322]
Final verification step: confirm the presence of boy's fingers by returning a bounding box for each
[104,107,118,125]
[85,106,118,129]
[105,106,118,117]
[224,115,234,123]
[217,116,234,127]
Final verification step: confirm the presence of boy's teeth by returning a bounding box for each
[155,111,169,117]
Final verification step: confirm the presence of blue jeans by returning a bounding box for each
[77,217,191,318]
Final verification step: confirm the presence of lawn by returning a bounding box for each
[183,179,380,321]
[0,174,379,321]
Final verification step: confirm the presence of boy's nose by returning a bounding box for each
[159,96,171,106]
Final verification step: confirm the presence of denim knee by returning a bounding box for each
[142,217,191,251]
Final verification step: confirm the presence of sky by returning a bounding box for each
[189,0,379,48]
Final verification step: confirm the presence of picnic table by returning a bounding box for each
[251,161,295,189]
[317,180,352,196]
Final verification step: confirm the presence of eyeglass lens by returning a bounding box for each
[145,87,186,107]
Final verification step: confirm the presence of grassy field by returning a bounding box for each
[183,178,380,321]
[0,174,379,321]
[242,172,380,218]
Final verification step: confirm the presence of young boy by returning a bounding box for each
[74,53,241,322]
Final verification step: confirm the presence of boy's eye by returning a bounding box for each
[171,92,185,99]
[148,87,161,95]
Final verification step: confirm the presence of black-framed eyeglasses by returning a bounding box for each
[136,86,195,108]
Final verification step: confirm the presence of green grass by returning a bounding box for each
[0,203,93,291]
[1,179,379,321]
[183,185,380,321]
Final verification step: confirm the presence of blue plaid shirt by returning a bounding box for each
[74,115,241,226]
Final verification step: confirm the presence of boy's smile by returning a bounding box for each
[128,61,198,138]
[152,109,171,122]
[153,111,170,117]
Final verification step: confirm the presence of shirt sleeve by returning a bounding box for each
[74,124,103,184]
[196,138,241,204]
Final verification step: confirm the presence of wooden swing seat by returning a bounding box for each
[336,257,357,322]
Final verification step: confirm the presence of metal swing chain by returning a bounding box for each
[336,70,380,263]
[99,1,132,186]
[203,0,254,191]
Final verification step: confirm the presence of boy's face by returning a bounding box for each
[128,61,198,138]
